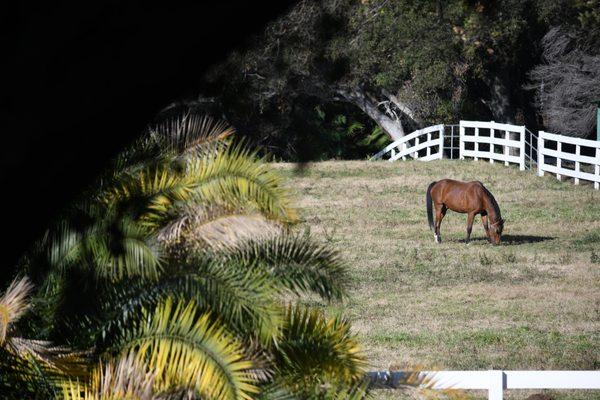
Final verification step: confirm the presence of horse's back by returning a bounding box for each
[433,179,482,193]
[435,179,485,189]
[431,179,486,212]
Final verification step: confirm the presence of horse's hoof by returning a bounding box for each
[434,234,441,244]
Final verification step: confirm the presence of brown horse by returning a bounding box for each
[426,179,504,245]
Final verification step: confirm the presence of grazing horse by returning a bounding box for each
[426,179,504,244]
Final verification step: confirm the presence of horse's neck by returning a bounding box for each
[488,209,500,223]
[484,197,500,223]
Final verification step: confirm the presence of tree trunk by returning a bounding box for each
[337,88,406,140]
[487,76,519,156]
[488,76,515,123]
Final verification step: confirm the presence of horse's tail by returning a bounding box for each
[426,181,437,231]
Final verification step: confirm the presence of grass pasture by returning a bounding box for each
[276,160,599,399]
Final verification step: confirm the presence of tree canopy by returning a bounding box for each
[201,0,600,160]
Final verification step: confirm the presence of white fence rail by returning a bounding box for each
[372,124,444,161]
[459,120,526,171]
[367,370,600,400]
[538,131,600,189]
[372,120,600,190]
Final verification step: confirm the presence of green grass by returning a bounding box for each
[275,160,600,399]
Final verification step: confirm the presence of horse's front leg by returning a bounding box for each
[481,214,491,242]
[465,212,476,244]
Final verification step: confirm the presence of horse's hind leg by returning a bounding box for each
[465,211,476,244]
[434,205,446,243]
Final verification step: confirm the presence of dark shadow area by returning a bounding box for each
[500,235,555,245]
[1,0,297,283]
[450,235,555,245]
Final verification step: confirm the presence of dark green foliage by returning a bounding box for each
[202,0,599,159]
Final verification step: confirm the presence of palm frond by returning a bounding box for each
[221,233,349,301]
[101,145,298,230]
[0,277,87,398]
[157,204,280,253]
[0,348,60,399]
[47,210,162,282]
[187,145,298,224]
[151,112,234,157]
[312,382,370,400]
[111,112,233,177]
[5,337,86,376]
[0,276,33,344]
[59,353,156,400]
[96,257,282,351]
[273,305,367,391]
[108,297,258,400]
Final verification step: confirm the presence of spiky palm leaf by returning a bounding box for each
[107,297,258,400]
[220,233,349,301]
[48,206,162,281]
[96,257,282,349]
[112,112,234,176]
[272,305,367,394]
[59,353,157,400]
[150,112,234,157]
[101,145,297,231]
[186,146,297,224]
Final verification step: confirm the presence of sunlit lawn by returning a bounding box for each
[276,160,599,400]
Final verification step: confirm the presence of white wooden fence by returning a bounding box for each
[367,370,600,400]
[459,120,526,171]
[372,120,600,189]
[538,131,600,190]
[371,124,444,161]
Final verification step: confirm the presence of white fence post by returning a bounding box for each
[556,141,562,181]
[426,132,432,158]
[438,125,444,159]
[575,144,580,184]
[490,128,495,164]
[538,132,545,177]
[474,127,479,161]
[519,126,526,171]
[504,130,510,166]
[459,122,465,160]
[415,137,420,159]
[489,370,505,400]
[596,148,600,190]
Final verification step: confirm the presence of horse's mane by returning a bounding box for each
[481,185,502,220]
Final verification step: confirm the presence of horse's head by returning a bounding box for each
[489,218,504,245]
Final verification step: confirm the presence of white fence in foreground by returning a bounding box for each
[367,370,600,400]
[372,120,600,189]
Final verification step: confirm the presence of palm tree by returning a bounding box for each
[13,110,367,399]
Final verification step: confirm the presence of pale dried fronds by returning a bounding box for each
[60,354,156,400]
[0,276,33,344]
[150,112,235,158]
[158,204,281,252]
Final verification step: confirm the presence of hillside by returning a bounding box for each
[276,160,599,398]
